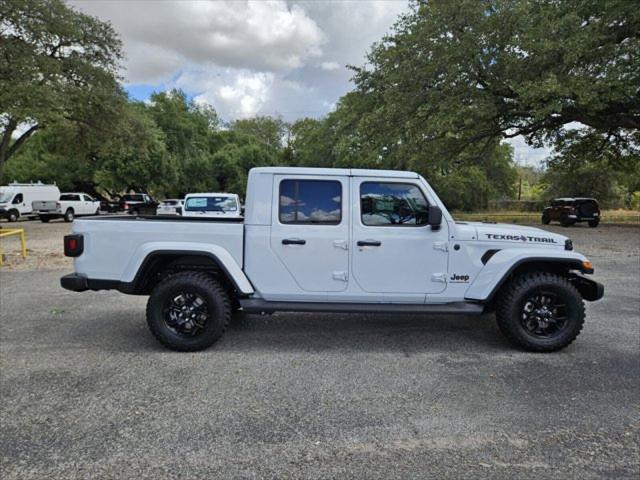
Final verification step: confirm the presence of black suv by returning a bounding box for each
[542,198,600,227]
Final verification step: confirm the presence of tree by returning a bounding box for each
[352,0,639,154]
[0,0,123,180]
[231,116,289,151]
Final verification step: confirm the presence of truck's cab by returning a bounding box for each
[61,167,603,353]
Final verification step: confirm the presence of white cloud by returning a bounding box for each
[71,0,326,83]
[320,62,341,71]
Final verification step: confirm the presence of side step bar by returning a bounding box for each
[239,299,485,315]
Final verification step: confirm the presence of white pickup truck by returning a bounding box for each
[61,167,603,352]
[34,193,101,222]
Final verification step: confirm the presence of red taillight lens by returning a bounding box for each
[64,234,84,257]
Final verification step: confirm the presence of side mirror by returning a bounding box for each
[428,205,442,228]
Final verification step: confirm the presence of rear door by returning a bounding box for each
[270,174,349,292]
[350,178,449,295]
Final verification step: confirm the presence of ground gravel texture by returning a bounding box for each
[0,222,638,479]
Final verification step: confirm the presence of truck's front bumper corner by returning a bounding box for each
[60,273,88,292]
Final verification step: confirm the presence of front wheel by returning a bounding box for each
[495,272,585,352]
[560,214,575,227]
[7,209,19,222]
[541,214,550,225]
[588,219,599,228]
[146,272,231,351]
[40,215,51,223]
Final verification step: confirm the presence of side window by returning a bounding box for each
[360,182,429,226]
[83,195,93,202]
[13,193,23,204]
[279,179,341,225]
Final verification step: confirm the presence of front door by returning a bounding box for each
[270,174,349,292]
[350,178,449,295]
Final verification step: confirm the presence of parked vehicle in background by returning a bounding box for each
[121,193,158,215]
[100,196,122,213]
[542,198,601,227]
[0,182,60,222]
[157,199,184,216]
[182,193,242,218]
[34,193,101,222]
[61,167,603,353]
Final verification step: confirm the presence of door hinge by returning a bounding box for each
[433,242,448,252]
[333,239,348,250]
[332,271,348,282]
[431,273,447,283]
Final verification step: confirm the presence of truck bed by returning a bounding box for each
[72,215,245,283]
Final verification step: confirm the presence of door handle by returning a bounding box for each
[282,238,306,245]
[357,240,382,247]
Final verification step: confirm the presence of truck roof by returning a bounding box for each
[250,167,419,179]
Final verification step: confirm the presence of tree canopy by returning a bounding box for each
[0,0,124,180]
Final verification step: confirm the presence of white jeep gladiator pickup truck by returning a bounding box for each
[61,167,603,352]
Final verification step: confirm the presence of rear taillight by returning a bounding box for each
[64,234,84,257]
[56,202,61,209]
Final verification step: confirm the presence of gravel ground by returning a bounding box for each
[0,222,639,479]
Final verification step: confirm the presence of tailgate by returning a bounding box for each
[33,200,59,212]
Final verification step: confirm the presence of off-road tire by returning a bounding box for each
[495,272,585,352]
[541,214,550,225]
[146,271,231,351]
[64,209,74,222]
[588,219,599,228]
[7,209,19,222]
[560,214,574,227]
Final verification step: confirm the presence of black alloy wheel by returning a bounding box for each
[163,291,210,336]
[520,291,567,338]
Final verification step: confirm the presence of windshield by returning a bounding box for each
[161,200,179,206]
[185,196,237,212]
[0,190,13,203]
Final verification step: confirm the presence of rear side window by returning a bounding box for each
[279,180,341,225]
[61,194,80,201]
[360,182,429,226]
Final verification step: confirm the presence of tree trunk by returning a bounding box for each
[0,120,40,183]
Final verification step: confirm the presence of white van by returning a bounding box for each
[0,182,60,222]
[182,193,242,218]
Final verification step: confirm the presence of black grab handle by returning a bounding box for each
[357,240,382,247]
[282,238,306,245]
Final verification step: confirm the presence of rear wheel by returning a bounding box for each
[63,209,74,222]
[146,272,231,351]
[40,215,51,223]
[541,213,550,225]
[496,272,585,352]
[588,219,599,228]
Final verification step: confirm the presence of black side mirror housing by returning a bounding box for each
[428,205,442,228]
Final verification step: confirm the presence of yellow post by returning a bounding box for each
[0,228,27,266]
